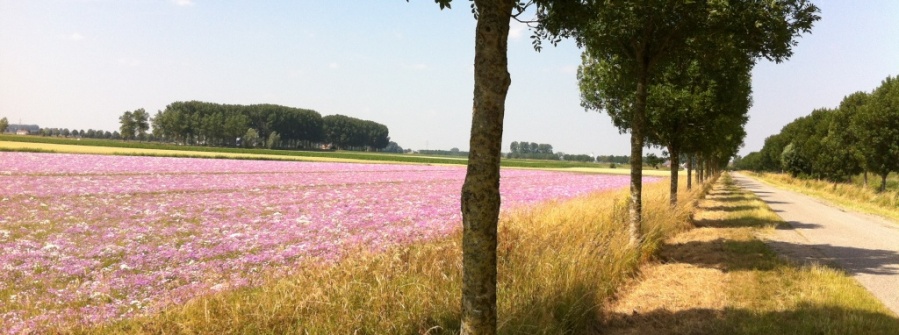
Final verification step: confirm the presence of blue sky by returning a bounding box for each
[1,0,896,156]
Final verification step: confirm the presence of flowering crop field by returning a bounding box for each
[0,152,650,332]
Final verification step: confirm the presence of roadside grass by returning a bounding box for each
[599,173,899,335]
[746,172,899,223]
[69,178,702,334]
[0,136,673,176]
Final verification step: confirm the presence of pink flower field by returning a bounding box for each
[0,152,652,332]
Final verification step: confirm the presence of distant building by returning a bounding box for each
[16,129,29,135]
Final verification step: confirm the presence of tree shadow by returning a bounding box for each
[692,216,781,229]
[776,220,822,230]
[659,238,780,272]
[660,238,899,275]
[598,304,899,335]
[759,200,792,205]
[702,194,748,203]
[765,241,899,276]
[701,205,761,213]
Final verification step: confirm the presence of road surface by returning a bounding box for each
[731,173,899,316]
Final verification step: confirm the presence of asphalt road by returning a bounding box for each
[731,173,899,316]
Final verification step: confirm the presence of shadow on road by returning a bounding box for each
[661,237,899,275]
[599,304,899,335]
[777,220,823,230]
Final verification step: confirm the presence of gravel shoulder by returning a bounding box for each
[732,172,899,316]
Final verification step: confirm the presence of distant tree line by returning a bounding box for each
[144,101,390,151]
[736,75,898,192]
[420,148,468,157]
[507,141,559,160]
[13,125,120,139]
[558,153,595,163]
[2,123,41,134]
[596,155,630,164]
[505,141,598,163]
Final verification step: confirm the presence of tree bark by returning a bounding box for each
[696,156,705,185]
[628,66,648,247]
[686,154,693,190]
[881,173,888,193]
[460,1,513,334]
[669,146,679,207]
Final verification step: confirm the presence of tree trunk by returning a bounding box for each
[460,1,513,334]
[696,155,703,184]
[669,146,679,207]
[687,155,693,190]
[864,171,869,188]
[881,173,888,193]
[628,66,648,247]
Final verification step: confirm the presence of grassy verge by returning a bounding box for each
[745,172,899,223]
[68,178,702,334]
[600,173,899,334]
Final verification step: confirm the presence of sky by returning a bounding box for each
[1,1,897,156]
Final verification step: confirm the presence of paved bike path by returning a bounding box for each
[731,173,899,316]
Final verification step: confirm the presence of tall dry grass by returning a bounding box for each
[75,176,706,334]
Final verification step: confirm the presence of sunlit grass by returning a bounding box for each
[746,172,899,223]
[68,177,702,334]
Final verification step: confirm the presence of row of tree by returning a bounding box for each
[430,1,819,332]
[124,101,390,151]
[735,76,898,192]
[40,128,122,139]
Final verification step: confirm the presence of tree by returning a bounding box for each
[383,141,404,153]
[243,128,259,148]
[644,153,663,169]
[560,0,819,246]
[224,113,249,147]
[822,92,869,183]
[132,108,150,141]
[509,141,519,154]
[0,117,7,133]
[856,76,899,192]
[413,1,594,333]
[454,1,516,333]
[266,131,281,149]
[119,111,135,141]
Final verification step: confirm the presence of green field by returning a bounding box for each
[0,134,672,176]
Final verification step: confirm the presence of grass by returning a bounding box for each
[599,173,899,334]
[744,172,899,223]
[65,176,703,334]
[0,135,673,176]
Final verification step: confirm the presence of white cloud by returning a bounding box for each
[328,62,339,69]
[171,0,195,7]
[508,19,528,40]
[69,33,85,41]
